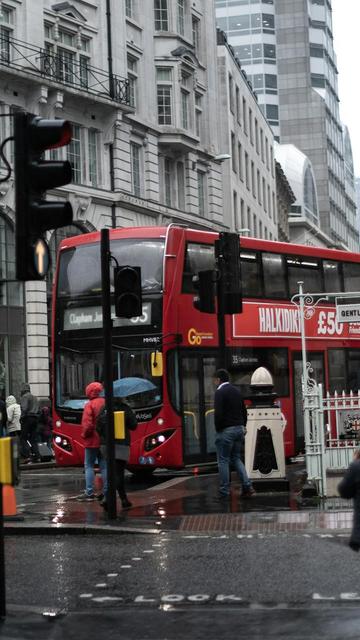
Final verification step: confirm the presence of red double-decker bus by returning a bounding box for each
[52,225,360,471]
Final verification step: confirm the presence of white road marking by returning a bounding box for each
[79,593,93,598]
[107,573,118,577]
[95,583,107,588]
[120,565,132,568]
[92,596,123,603]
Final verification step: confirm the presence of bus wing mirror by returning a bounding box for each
[151,351,163,377]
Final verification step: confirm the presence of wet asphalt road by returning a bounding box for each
[2,466,359,638]
[3,531,360,639]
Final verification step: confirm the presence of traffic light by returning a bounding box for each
[14,112,73,280]
[215,232,242,314]
[192,269,216,314]
[114,265,142,318]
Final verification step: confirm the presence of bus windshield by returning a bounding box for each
[56,347,162,411]
[57,239,165,297]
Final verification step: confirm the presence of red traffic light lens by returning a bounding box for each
[30,118,72,152]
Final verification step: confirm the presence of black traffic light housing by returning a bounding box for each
[15,112,73,280]
[114,265,142,318]
[215,232,242,314]
[192,269,216,313]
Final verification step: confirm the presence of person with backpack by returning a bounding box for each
[77,381,107,501]
[6,395,21,482]
[213,368,255,499]
[96,396,137,510]
[20,382,40,462]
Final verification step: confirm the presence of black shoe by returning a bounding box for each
[349,541,360,552]
[242,487,256,498]
[121,498,133,509]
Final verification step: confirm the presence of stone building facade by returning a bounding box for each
[0,0,228,400]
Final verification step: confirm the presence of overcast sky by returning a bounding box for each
[332,0,360,177]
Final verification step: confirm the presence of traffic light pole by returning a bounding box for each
[100,229,117,520]
[216,272,227,369]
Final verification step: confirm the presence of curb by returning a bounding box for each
[4,521,162,535]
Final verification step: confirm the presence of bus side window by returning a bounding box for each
[343,262,360,292]
[182,243,215,293]
[323,260,341,293]
[262,252,286,299]
[241,251,262,298]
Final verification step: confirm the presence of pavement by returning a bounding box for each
[3,461,354,537]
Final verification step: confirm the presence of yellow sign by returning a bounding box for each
[187,328,214,346]
[151,351,163,377]
[0,437,14,485]
[114,411,125,440]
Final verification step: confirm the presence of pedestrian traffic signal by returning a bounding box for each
[192,269,216,314]
[14,112,73,280]
[215,232,242,314]
[114,265,142,318]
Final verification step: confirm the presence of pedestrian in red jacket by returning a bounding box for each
[77,381,107,501]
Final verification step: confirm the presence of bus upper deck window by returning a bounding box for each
[240,251,262,298]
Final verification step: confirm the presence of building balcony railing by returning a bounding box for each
[0,35,130,106]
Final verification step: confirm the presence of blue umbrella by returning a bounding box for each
[111,377,156,397]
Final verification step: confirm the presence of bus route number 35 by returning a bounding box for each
[317,310,343,335]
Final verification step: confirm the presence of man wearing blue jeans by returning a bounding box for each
[214,369,255,498]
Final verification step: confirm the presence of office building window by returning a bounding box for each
[67,124,82,184]
[130,142,141,196]
[154,0,168,31]
[195,92,202,137]
[157,86,172,124]
[181,90,189,129]
[177,161,185,210]
[88,129,99,187]
[157,68,172,124]
[44,23,91,88]
[177,0,185,35]
[197,171,206,216]
[125,0,133,18]
[127,55,138,108]
[192,16,200,55]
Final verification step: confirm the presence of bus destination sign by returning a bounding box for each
[63,303,151,330]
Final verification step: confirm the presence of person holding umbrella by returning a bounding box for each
[96,393,138,510]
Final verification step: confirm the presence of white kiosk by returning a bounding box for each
[245,367,286,480]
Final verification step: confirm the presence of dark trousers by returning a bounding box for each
[115,459,128,501]
[20,415,40,459]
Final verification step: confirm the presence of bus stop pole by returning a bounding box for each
[101,228,117,520]
[0,485,6,618]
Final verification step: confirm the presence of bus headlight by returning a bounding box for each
[53,435,72,452]
[144,429,175,451]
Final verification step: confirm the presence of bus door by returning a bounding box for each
[292,352,324,453]
[180,354,217,463]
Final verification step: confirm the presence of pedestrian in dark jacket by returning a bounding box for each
[77,381,107,501]
[97,397,137,510]
[214,369,255,499]
[338,449,360,552]
[20,382,40,462]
